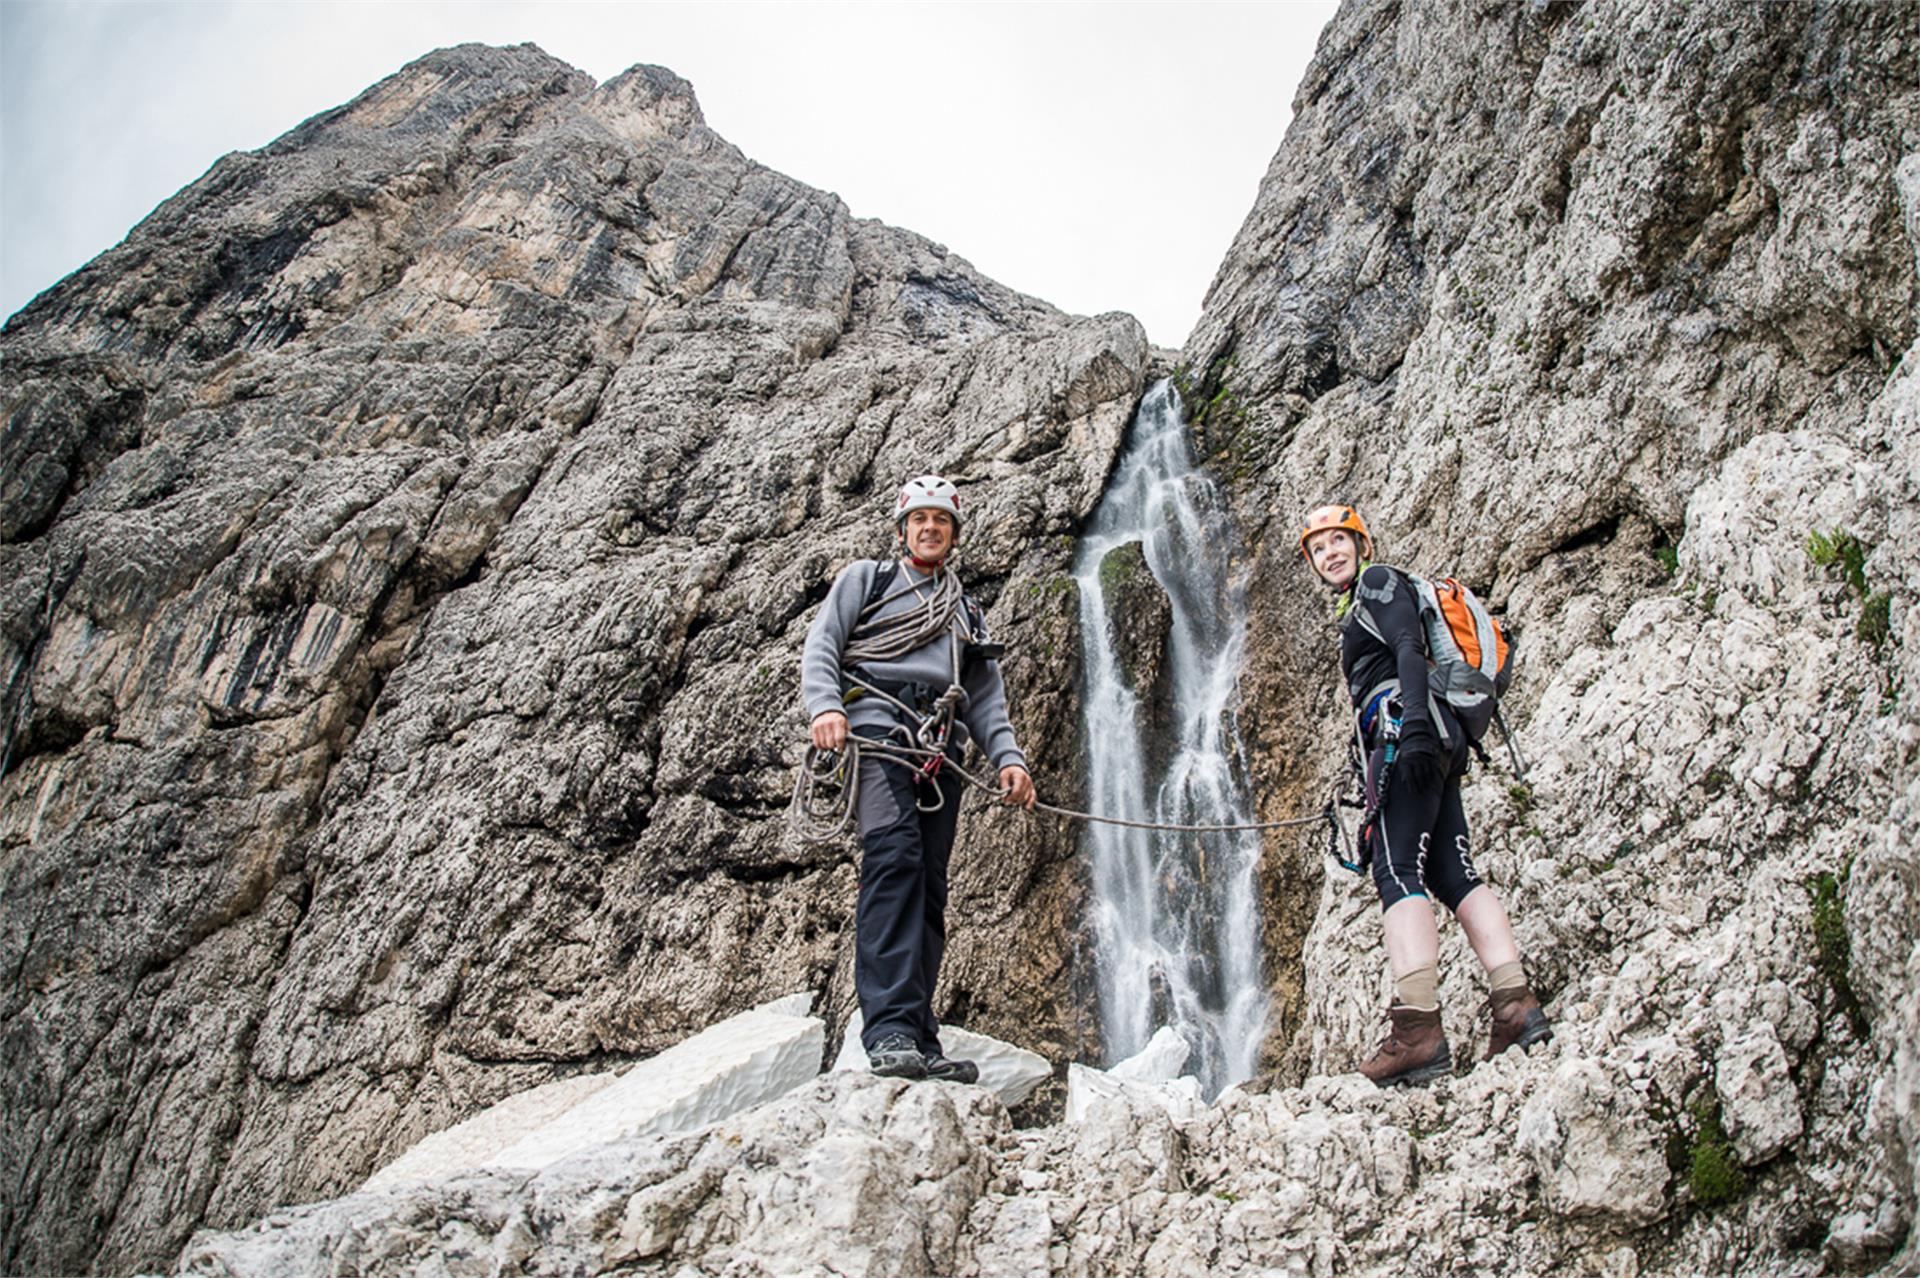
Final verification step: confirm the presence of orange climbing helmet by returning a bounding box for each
[1298,503,1372,562]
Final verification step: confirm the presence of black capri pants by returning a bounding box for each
[1367,704,1485,912]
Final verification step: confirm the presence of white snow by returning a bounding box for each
[1064,1061,1204,1124]
[1109,1025,1191,1083]
[487,1007,824,1171]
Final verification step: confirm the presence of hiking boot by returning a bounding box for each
[922,1049,979,1085]
[867,1032,928,1079]
[1358,1004,1452,1087]
[1486,986,1553,1060]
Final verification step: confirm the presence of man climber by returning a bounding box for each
[801,475,1036,1082]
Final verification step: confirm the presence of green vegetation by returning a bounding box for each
[1806,528,1869,598]
[1025,573,1077,603]
[1098,544,1144,596]
[1654,545,1680,578]
[1684,1098,1749,1208]
[1171,355,1251,437]
[1806,865,1868,1037]
[1507,783,1534,814]
[1805,525,1899,681]
[1858,590,1892,652]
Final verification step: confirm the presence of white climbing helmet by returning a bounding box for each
[895,474,963,532]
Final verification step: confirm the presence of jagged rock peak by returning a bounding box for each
[282,43,600,146]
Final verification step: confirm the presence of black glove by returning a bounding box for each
[1395,719,1447,792]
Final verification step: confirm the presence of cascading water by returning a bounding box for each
[1074,379,1267,1098]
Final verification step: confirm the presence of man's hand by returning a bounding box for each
[810,711,849,752]
[999,764,1036,809]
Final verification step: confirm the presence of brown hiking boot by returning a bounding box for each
[1486,986,1553,1060]
[1358,1004,1452,1087]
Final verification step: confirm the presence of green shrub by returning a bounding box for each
[1858,590,1892,652]
[1807,867,1868,1036]
[1806,528,1869,598]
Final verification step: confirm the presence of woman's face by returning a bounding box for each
[1306,527,1361,590]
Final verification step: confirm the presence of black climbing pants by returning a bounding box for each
[854,738,963,1055]
[1367,705,1484,913]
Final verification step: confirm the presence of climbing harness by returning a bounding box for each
[836,560,981,800]
[1332,693,1530,877]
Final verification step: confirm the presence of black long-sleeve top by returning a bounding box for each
[1339,565,1435,731]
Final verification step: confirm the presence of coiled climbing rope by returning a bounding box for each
[841,566,968,669]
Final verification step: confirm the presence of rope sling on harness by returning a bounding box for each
[786,561,1340,847]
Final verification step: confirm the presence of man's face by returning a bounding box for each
[902,508,957,563]
[1306,527,1360,589]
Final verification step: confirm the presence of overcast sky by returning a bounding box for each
[2,1,1336,348]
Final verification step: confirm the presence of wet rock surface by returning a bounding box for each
[1093,539,1174,770]
[0,44,1141,1274]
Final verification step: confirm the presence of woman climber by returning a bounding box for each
[1300,503,1552,1086]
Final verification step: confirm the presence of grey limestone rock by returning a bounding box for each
[10,0,1920,1274]
[1186,0,1920,1272]
[1,43,1143,1275]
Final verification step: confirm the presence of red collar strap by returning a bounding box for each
[907,554,947,572]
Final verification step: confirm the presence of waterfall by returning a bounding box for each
[1074,379,1268,1097]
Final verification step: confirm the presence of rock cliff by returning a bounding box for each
[6,0,1919,1274]
[1186,0,1919,1271]
[1,44,1143,1274]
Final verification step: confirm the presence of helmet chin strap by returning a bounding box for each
[1331,560,1368,619]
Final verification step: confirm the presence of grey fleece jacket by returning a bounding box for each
[801,560,1028,772]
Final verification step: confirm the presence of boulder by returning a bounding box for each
[485,1007,824,1172]
[1518,1058,1669,1226]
